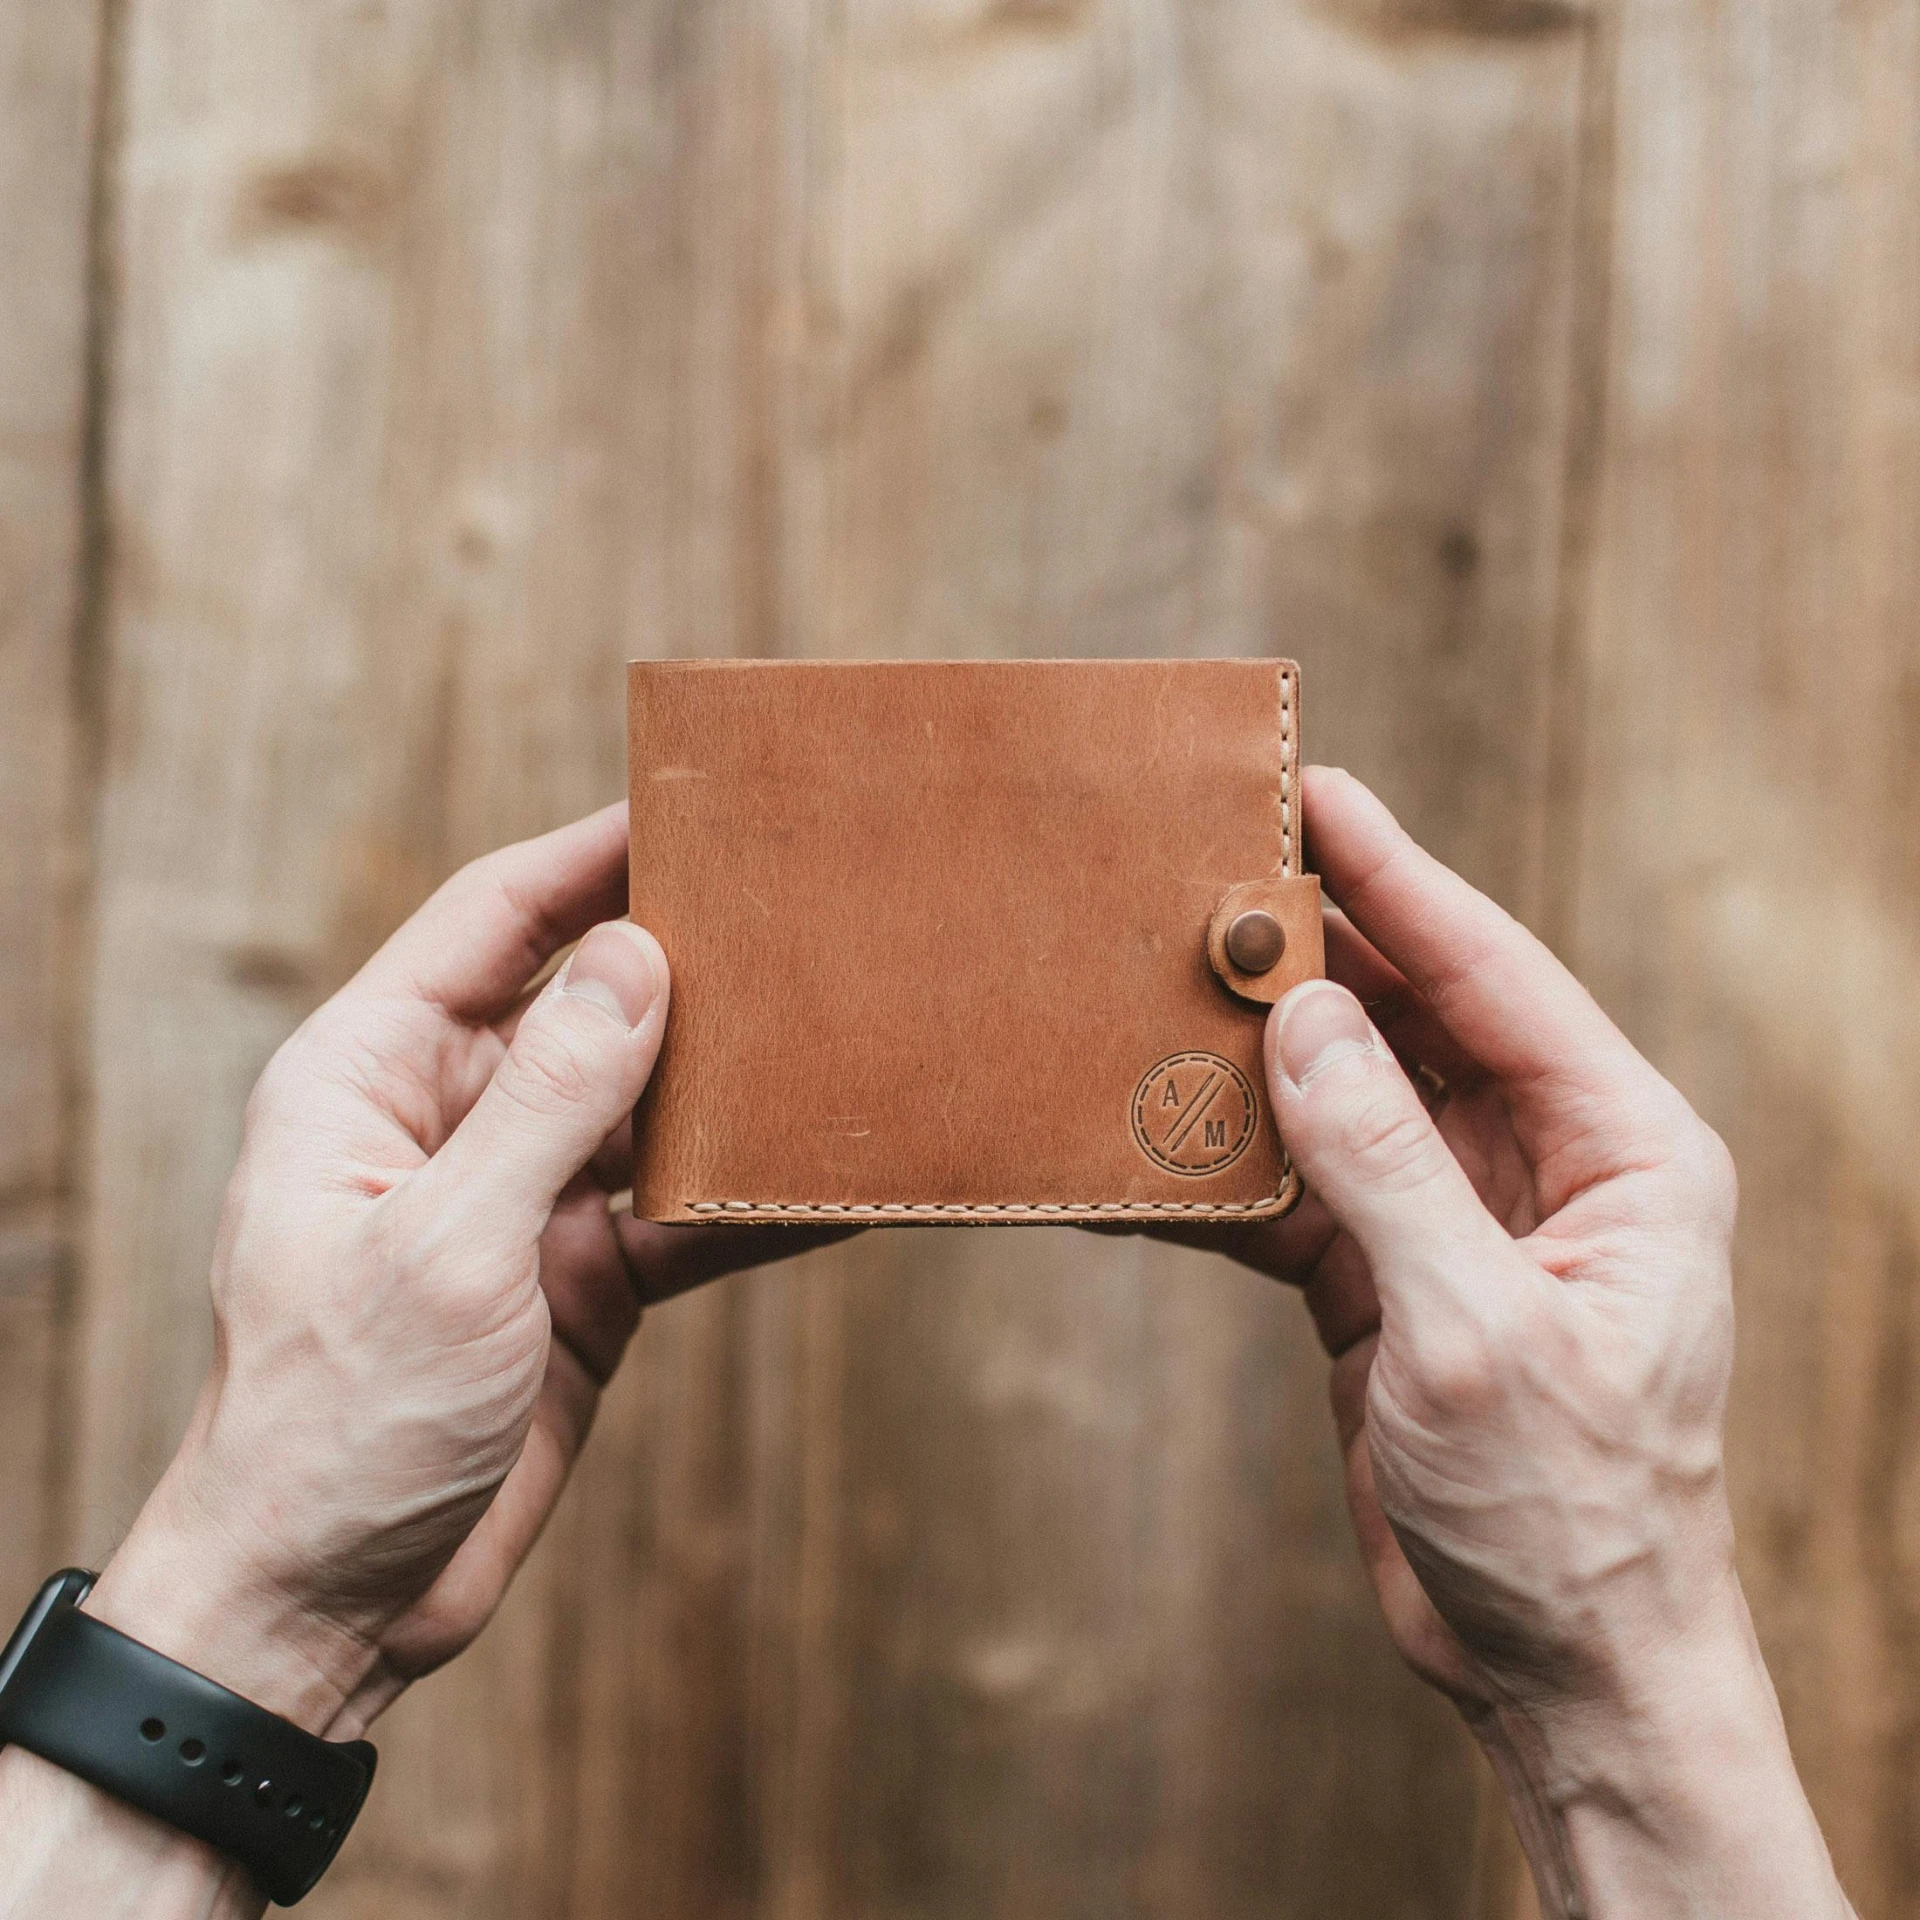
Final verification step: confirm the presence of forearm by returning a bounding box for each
[0,1746,267,1920]
[1478,1588,1853,1920]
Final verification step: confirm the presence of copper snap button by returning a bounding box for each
[1225,909,1285,974]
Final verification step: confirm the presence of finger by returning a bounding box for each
[1305,768,1667,1123]
[381,1338,602,1683]
[614,1217,861,1307]
[1116,1183,1382,1359]
[493,971,559,1050]
[357,802,629,1022]
[588,1114,635,1193]
[419,920,668,1240]
[1324,909,1479,1090]
[540,1173,646,1383]
[1328,1340,1478,1702]
[1266,979,1511,1315]
[1298,1228,1382,1360]
[1090,1190,1337,1284]
[1329,1341,1420,1619]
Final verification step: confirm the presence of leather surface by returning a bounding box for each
[1207,877,1327,1005]
[628,659,1319,1224]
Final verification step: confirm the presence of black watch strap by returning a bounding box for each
[0,1570,376,1905]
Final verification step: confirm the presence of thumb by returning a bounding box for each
[1266,982,1496,1294]
[430,920,669,1235]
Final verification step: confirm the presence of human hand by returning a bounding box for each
[1131,767,1850,1917]
[81,802,844,1742]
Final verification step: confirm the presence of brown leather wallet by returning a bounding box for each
[628,659,1323,1225]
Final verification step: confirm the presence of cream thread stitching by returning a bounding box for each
[682,1190,1294,1219]
[1279,663,1296,879]
[681,667,1306,1225]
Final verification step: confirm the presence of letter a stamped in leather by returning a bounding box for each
[1131,1053,1259,1177]
[627,658,1325,1225]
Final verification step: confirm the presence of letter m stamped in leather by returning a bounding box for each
[628,659,1324,1225]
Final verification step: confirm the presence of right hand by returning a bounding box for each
[1123,768,1851,1917]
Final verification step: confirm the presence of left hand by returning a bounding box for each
[85,801,844,1739]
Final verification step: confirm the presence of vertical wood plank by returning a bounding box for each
[79,2,831,1912]
[1570,0,1920,1910]
[571,4,1599,1917]
[82,3,1610,1918]
[0,0,106,1611]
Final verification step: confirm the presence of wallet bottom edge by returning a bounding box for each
[634,1170,1304,1229]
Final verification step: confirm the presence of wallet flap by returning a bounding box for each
[1207,876,1326,1005]
[628,658,1319,1225]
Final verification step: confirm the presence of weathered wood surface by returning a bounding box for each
[0,0,103,1618]
[1571,2,1920,1910]
[9,0,1916,1914]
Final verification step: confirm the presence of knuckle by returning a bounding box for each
[1685,1122,1740,1222]
[1652,1112,1739,1233]
[242,1037,309,1132]
[372,1192,498,1329]
[501,1014,598,1116]
[1379,1322,1501,1428]
[1392,1286,1567,1429]
[440,844,514,913]
[1410,1323,1505,1422]
[1326,1079,1442,1193]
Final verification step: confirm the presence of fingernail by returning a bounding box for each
[1272,983,1376,1090]
[562,922,662,1031]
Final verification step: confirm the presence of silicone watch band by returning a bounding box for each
[0,1570,376,1905]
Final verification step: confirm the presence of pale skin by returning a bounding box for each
[0,771,1856,1917]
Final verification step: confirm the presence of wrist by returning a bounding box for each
[0,1474,382,1920]
[1477,1581,1849,1918]
[0,1743,270,1920]
[82,1460,387,1742]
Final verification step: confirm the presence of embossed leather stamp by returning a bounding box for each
[1131,1053,1259,1176]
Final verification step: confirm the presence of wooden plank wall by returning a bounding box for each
[2,0,1915,1915]
[1573,5,1920,1914]
[0,0,101,1653]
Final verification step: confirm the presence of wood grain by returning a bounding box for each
[1569,2,1920,1908]
[558,5,1596,1917]
[64,2,1597,1913]
[24,0,1916,1914]
[0,0,105,1618]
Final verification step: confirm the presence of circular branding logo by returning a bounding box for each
[1130,1052,1258,1176]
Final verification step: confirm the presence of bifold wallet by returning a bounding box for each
[628,659,1324,1225]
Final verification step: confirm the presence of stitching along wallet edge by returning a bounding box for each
[628,659,1325,1225]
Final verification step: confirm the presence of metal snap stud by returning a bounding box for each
[1225,909,1285,974]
